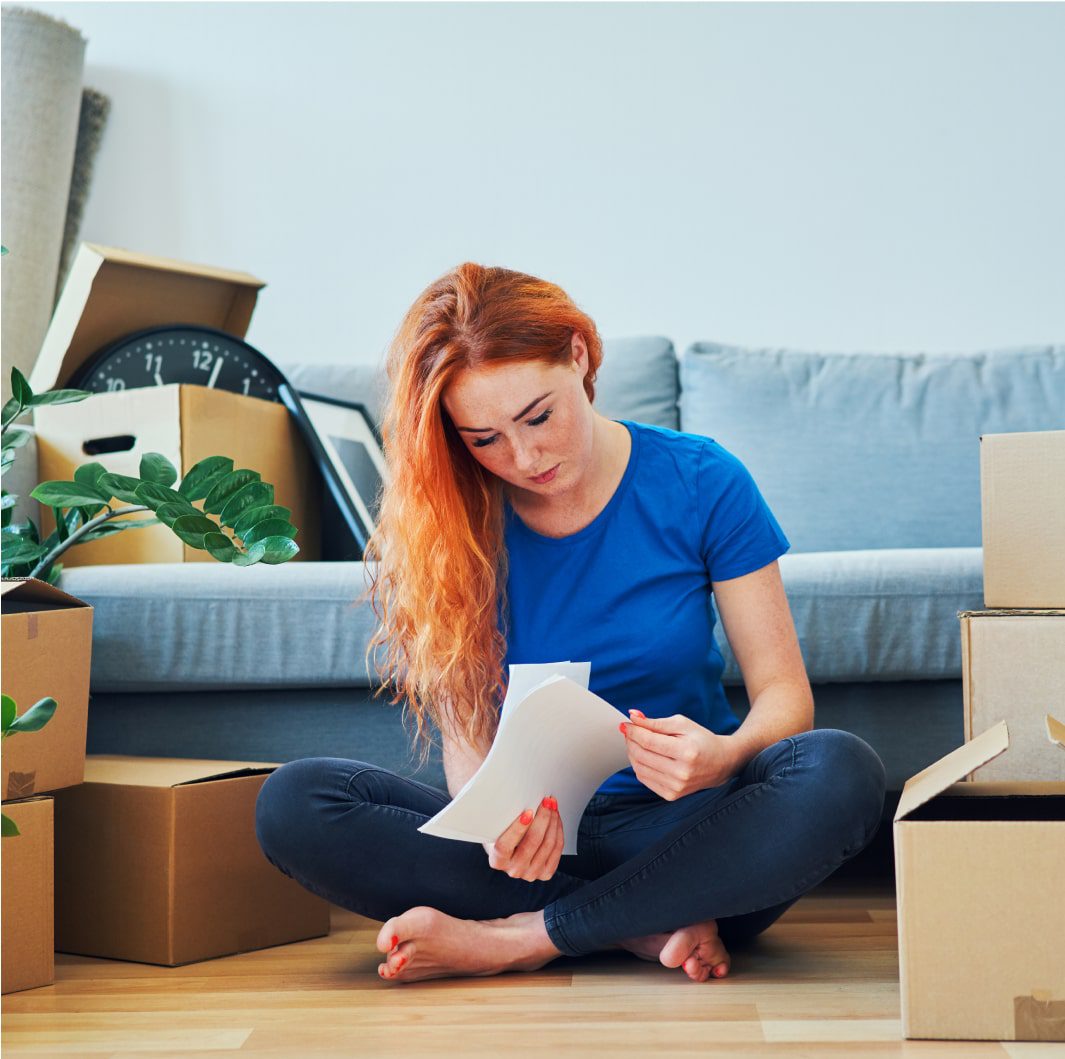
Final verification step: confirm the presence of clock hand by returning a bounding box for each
[208,357,224,388]
[154,372,164,386]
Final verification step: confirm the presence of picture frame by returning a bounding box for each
[277,383,387,561]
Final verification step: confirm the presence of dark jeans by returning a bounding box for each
[255,727,886,957]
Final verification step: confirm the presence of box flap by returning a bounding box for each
[84,755,281,788]
[895,713,1065,822]
[30,242,266,391]
[894,720,1010,822]
[1,577,91,610]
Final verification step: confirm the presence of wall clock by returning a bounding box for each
[65,323,288,400]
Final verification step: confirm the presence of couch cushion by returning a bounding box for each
[59,548,982,693]
[717,547,983,685]
[279,334,680,431]
[679,342,1065,553]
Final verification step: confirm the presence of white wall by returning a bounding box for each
[23,1,1065,365]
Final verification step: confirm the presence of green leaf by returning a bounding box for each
[2,427,31,450]
[53,505,68,543]
[97,472,145,504]
[232,541,267,567]
[257,536,300,564]
[203,531,237,562]
[139,452,178,488]
[155,502,197,527]
[1,694,15,733]
[0,448,15,475]
[10,368,32,406]
[170,513,222,548]
[242,518,297,547]
[28,388,92,408]
[178,456,234,501]
[6,696,57,734]
[219,481,274,529]
[30,480,111,507]
[231,503,291,539]
[1,814,19,838]
[134,481,192,511]
[1,395,20,429]
[74,462,112,494]
[202,469,261,515]
[1,537,47,565]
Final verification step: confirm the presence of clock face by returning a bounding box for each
[68,324,288,401]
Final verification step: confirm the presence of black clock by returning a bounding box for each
[65,323,289,400]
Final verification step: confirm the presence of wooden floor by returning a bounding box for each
[2,872,1058,1058]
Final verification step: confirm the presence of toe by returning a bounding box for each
[376,919,400,954]
[658,930,694,969]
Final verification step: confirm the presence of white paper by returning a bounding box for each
[419,663,631,855]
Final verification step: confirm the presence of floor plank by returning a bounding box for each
[0,873,1029,1057]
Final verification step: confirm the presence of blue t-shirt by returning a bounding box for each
[501,419,791,796]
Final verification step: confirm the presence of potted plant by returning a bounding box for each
[1,364,302,583]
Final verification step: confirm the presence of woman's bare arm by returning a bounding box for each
[437,697,488,798]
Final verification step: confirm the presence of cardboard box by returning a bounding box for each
[981,430,1065,608]
[893,714,1065,1041]
[1,796,55,994]
[52,755,331,966]
[960,610,1065,783]
[28,243,320,566]
[1,578,92,800]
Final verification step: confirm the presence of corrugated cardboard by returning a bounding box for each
[52,755,331,966]
[34,384,321,564]
[1,578,92,799]
[27,243,320,565]
[0,796,55,994]
[894,714,1065,1042]
[959,610,1065,782]
[981,430,1065,608]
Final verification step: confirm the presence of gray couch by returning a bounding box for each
[50,338,1065,813]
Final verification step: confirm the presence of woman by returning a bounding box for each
[255,263,887,985]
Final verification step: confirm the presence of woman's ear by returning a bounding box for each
[571,332,590,377]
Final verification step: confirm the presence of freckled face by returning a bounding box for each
[441,339,594,498]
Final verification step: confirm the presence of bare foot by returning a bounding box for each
[375,906,563,983]
[616,918,731,982]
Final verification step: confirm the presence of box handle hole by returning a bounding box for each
[83,435,137,456]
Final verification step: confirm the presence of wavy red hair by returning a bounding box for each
[363,263,604,768]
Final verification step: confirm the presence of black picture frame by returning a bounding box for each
[277,383,387,561]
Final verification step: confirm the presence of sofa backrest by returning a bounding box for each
[679,342,1065,553]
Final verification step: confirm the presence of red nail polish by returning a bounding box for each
[390,934,398,949]
[520,809,533,825]
[543,796,557,811]
[396,956,406,968]
[619,722,627,734]
[631,709,646,719]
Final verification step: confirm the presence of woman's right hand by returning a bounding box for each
[482,796,563,882]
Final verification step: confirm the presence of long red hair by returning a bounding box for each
[363,263,604,767]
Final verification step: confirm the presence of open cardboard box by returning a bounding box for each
[960,609,1065,782]
[893,714,1065,1041]
[51,755,330,966]
[28,243,320,565]
[1,796,54,995]
[981,430,1065,608]
[1,578,92,800]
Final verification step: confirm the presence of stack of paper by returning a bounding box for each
[418,662,632,854]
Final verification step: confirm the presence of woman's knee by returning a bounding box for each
[797,728,887,843]
[254,757,365,866]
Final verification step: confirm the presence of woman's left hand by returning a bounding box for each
[620,710,738,801]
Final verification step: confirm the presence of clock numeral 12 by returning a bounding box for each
[192,349,214,371]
